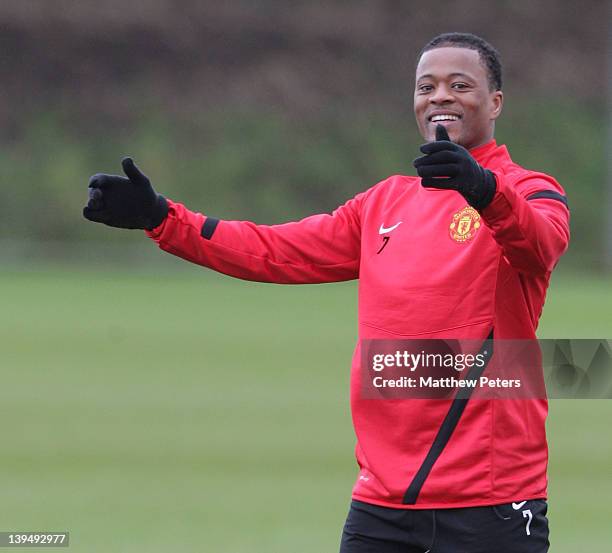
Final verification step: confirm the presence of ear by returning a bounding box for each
[490,90,503,121]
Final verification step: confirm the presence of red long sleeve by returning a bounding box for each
[146,194,365,284]
[482,171,570,275]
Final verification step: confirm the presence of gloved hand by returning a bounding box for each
[83,157,168,230]
[413,125,497,211]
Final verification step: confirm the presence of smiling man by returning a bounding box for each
[84,33,569,552]
[415,40,503,147]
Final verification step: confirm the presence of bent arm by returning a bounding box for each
[145,196,363,284]
[481,173,570,275]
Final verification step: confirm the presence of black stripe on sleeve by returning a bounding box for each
[526,190,568,208]
[201,217,220,240]
[402,330,494,505]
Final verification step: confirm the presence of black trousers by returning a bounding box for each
[340,499,549,553]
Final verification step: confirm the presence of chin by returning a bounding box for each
[426,125,461,144]
[442,130,461,145]
[447,131,459,143]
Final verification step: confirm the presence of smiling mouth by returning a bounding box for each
[429,114,461,122]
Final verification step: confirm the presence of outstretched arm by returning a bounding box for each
[84,159,362,284]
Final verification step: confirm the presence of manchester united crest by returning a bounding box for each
[449,206,481,242]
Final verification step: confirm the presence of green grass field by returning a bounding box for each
[0,266,610,552]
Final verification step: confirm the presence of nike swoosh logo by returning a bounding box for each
[512,501,527,510]
[379,222,402,234]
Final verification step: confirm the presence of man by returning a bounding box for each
[84,33,569,552]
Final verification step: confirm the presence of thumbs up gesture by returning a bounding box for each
[413,124,497,211]
[83,158,168,230]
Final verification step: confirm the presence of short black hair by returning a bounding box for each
[419,33,503,91]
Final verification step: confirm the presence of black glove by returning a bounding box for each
[413,125,496,211]
[83,157,168,230]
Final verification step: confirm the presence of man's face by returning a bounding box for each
[414,47,503,150]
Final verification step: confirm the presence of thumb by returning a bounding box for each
[435,124,451,142]
[121,157,148,185]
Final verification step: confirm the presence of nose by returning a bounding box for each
[429,84,454,104]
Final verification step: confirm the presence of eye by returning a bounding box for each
[417,84,434,93]
[451,82,470,90]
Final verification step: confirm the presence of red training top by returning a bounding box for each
[146,140,570,509]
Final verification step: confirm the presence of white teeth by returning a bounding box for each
[431,114,459,122]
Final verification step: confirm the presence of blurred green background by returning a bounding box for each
[0,1,610,551]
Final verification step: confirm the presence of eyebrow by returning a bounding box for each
[416,72,474,81]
